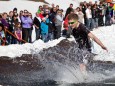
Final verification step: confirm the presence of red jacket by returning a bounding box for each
[37,13,44,19]
[63,15,70,30]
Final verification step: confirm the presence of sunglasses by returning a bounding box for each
[68,21,76,25]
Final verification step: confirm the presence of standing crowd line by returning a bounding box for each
[0,1,115,45]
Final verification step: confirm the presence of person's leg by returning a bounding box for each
[35,28,40,40]
[22,28,28,43]
[42,34,48,42]
[48,33,53,41]
[48,33,51,41]
[95,18,97,28]
[86,18,91,30]
[23,28,29,42]
[91,18,95,30]
[41,34,45,42]
[28,28,32,43]
[108,15,111,25]
[79,63,86,72]
[79,63,88,79]
[56,26,61,39]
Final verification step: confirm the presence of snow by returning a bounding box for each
[0,0,115,62]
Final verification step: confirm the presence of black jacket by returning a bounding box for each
[33,17,41,28]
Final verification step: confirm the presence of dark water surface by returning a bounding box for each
[0,39,115,86]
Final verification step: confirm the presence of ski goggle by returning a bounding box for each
[68,21,76,25]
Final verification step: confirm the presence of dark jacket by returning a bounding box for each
[64,7,73,20]
[33,17,41,27]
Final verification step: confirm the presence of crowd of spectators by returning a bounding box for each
[0,1,115,45]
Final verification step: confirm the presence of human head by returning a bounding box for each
[39,5,43,11]
[57,10,62,15]
[2,12,8,19]
[24,10,28,16]
[56,5,59,10]
[9,11,13,17]
[68,13,79,29]
[70,3,73,8]
[14,22,21,29]
[28,12,32,18]
[87,5,91,9]
[51,3,55,8]
[53,7,57,12]
[45,9,49,14]
[13,7,17,14]
[76,7,80,12]
[19,10,24,17]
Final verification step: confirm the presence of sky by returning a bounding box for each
[0,0,115,62]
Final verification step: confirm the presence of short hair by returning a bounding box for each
[68,13,78,20]
[70,3,73,6]
[13,7,17,11]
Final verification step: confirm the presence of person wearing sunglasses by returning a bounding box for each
[68,13,108,76]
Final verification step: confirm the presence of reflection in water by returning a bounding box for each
[0,39,115,86]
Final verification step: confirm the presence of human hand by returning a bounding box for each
[18,38,22,41]
[101,46,108,52]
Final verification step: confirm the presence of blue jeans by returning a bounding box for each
[105,15,111,25]
[41,33,48,42]
[48,32,54,41]
[94,18,98,28]
[35,28,41,40]
[86,18,94,30]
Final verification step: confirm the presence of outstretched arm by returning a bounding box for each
[88,32,108,52]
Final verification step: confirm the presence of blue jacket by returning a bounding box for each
[41,19,49,34]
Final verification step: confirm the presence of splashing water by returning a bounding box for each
[0,39,115,86]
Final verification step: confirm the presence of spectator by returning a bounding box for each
[64,3,74,20]
[21,10,33,42]
[50,3,55,13]
[28,12,33,43]
[37,5,43,14]
[14,22,22,44]
[41,17,49,42]
[33,12,41,40]
[85,5,94,30]
[1,12,10,44]
[0,23,6,45]
[55,10,64,39]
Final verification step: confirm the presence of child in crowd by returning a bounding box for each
[14,22,22,44]
[0,23,6,45]
[41,17,49,42]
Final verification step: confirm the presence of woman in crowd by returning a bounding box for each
[55,10,64,39]
[21,10,33,42]
[33,12,41,40]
